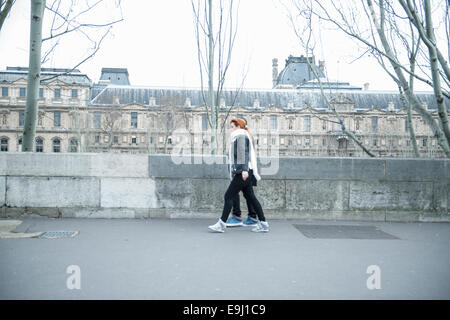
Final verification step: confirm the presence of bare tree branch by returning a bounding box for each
[0,0,14,31]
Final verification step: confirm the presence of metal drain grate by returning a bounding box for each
[38,231,79,239]
[293,224,399,240]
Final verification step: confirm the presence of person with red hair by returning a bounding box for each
[208,117,269,233]
[227,117,259,227]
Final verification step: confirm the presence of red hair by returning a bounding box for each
[231,118,246,129]
[231,117,253,141]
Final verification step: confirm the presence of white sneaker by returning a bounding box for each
[252,221,269,233]
[208,219,227,233]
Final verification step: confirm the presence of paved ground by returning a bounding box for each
[0,217,449,299]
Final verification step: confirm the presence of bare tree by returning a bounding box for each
[287,0,450,157]
[22,0,45,152]
[98,109,121,152]
[285,1,375,157]
[159,93,186,154]
[191,0,241,154]
[21,0,123,152]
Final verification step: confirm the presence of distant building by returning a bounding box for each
[273,55,362,91]
[0,67,91,153]
[0,61,448,157]
[99,67,130,85]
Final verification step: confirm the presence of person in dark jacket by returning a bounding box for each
[227,117,258,227]
[208,118,269,233]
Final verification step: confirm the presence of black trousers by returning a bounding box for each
[232,169,257,218]
[232,193,257,218]
[221,171,265,223]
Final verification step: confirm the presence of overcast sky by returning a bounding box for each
[0,0,434,91]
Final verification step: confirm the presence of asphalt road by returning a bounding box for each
[1,217,449,299]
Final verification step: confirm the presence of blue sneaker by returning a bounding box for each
[226,215,243,227]
[243,217,258,227]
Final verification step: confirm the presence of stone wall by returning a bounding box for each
[0,152,448,221]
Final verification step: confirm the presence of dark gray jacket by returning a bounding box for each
[229,134,250,176]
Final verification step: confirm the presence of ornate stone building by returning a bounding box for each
[0,67,91,153]
[0,62,448,157]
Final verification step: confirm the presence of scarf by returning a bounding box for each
[228,128,261,181]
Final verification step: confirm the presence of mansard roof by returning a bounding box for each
[89,84,446,112]
[0,67,91,86]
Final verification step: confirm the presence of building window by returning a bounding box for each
[356,119,360,130]
[423,138,427,147]
[338,139,347,149]
[322,120,327,131]
[271,137,276,145]
[36,138,43,152]
[132,136,137,144]
[1,87,8,97]
[304,116,311,132]
[53,139,61,152]
[19,110,25,126]
[19,87,26,97]
[54,88,61,98]
[18,137,22,152]
[322,138,326,146]
[371,116,378,132]
[95,135,100,144]
[288,120,293,130]
[288,139,292,146]
[38,114,43,126]
[131,112,138,128]
[2,114,6,125]
[71,89,78,98]
[305,137,310,146]
[405,117,409,132]
[201,113,208,131]
[39,88,44,98]
[373,139,377,147]
[94,112,101,128]
[113,136,119,144]
[70,139,78,152]
[270,115,277,130]
[54,111,61,127]
[1,138,8,151]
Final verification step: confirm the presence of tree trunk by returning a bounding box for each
[423,0,450,146]
[22,0,45,152]
[399,87,420,157]
[208,0,217,155]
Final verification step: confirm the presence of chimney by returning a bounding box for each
[253,99,260,108]
[364,82,370,91]
[272,58,278,88]
[149,97,156,106]
[184,97,191,107]
[388,101,395,112]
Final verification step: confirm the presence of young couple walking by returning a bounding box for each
[208,117,269,233]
